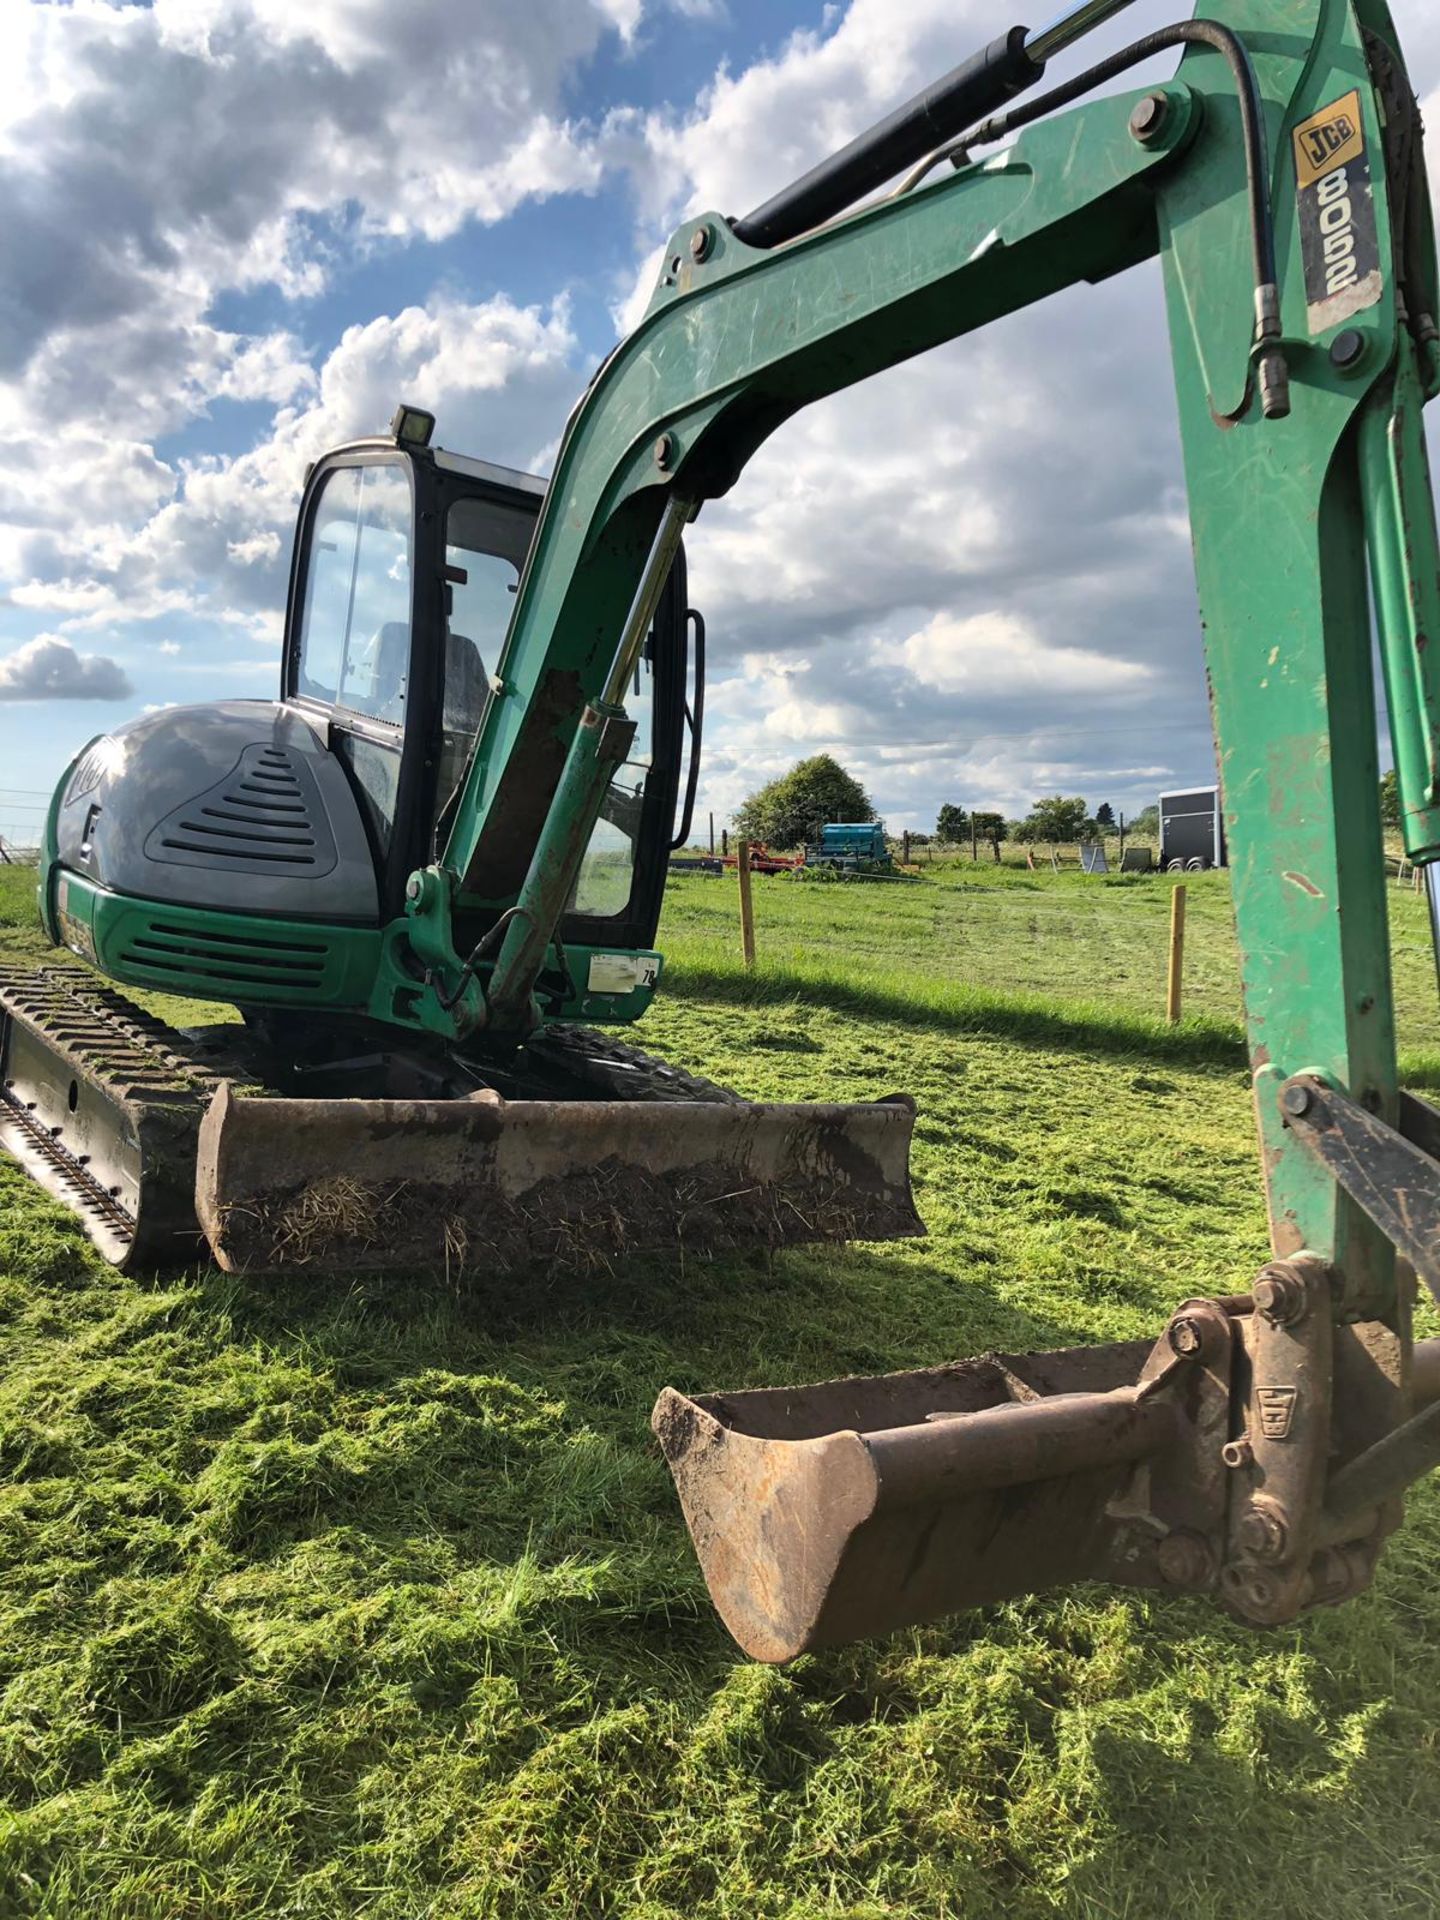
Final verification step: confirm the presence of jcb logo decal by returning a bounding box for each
[1293,93,1364,188]
[1257,1385,1297,1441]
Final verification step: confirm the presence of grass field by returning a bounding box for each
[1,858,1439,1917]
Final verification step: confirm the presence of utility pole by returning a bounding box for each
[708,810,714,855]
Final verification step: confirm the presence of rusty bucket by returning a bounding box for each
[653,1323,1234,1662]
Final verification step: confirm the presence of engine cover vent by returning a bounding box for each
[144,743,339,877]
[116,920,334,998]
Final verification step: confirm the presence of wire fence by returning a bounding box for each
[0,788,50,864]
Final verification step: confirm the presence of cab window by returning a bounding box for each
[437,493,535,809]
[569,641,654,917]
[296,462,413,724]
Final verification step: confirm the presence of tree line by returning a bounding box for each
[935,795,1157,849]
[731,757,1406,856]
[729,756,1166,855]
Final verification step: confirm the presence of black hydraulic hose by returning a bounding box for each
[429,905,520,1013]
[967,19,1288,415]
[731,25,1044,249]
[669,607,706,853]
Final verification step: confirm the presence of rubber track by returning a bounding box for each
[0,965,231,1101]
[0,965,238,1260]
[528,1023,743,1104]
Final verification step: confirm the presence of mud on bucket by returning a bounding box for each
[653,1335,1198,1662]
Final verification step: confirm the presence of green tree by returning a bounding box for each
[972,811,1008,862]
[1380,768,1400,831]
[734,753,875,850]
[1016,795,1091,844]
[935,802,968,843]
[1094,801,1115,829]
[1129,804,1160,838]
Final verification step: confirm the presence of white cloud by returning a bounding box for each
[0,294,580,677]
[227,532,282,567]
[0,635,132,702]
[891,611,1150,697]
[0,0,631,452]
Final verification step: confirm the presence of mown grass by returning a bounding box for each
[1,859,1439,1917]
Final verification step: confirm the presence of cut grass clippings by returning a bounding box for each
[0,860,1438,1916]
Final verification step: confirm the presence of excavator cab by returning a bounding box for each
[281,423,695,950]
[2,420,918,1276]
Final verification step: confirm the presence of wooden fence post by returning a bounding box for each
[737,839,757,970]
[1167,883,1187,1023]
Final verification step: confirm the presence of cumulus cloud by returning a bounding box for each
[0,0,630,419]
[891,611,1152,697]
[0,292,580,662]
[0,636,132,702]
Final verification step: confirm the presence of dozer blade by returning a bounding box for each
[195,1083,922,1273]
[653,1313,1237,1662]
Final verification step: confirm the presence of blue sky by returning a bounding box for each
[1,0,1437,852]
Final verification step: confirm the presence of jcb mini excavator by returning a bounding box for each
[6,0,1440,1660]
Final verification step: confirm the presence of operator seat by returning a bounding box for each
[444,629,487,735]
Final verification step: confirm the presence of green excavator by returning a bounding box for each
[6,0,1440,1661]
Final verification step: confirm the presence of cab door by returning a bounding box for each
[285,454,416,905]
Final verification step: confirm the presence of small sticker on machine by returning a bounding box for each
[55,877,97,963]
[588,952,659,994]
[1292,89,1382,333]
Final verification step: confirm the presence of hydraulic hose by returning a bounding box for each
[967,19,1288,416]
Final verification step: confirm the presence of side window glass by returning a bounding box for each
[296,463,413,724]
[437,494,533,813]
[443,551,518,737]
[568,641,656,917]
[296,468,360,704]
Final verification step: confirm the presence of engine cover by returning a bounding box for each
[51,702,379,924]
